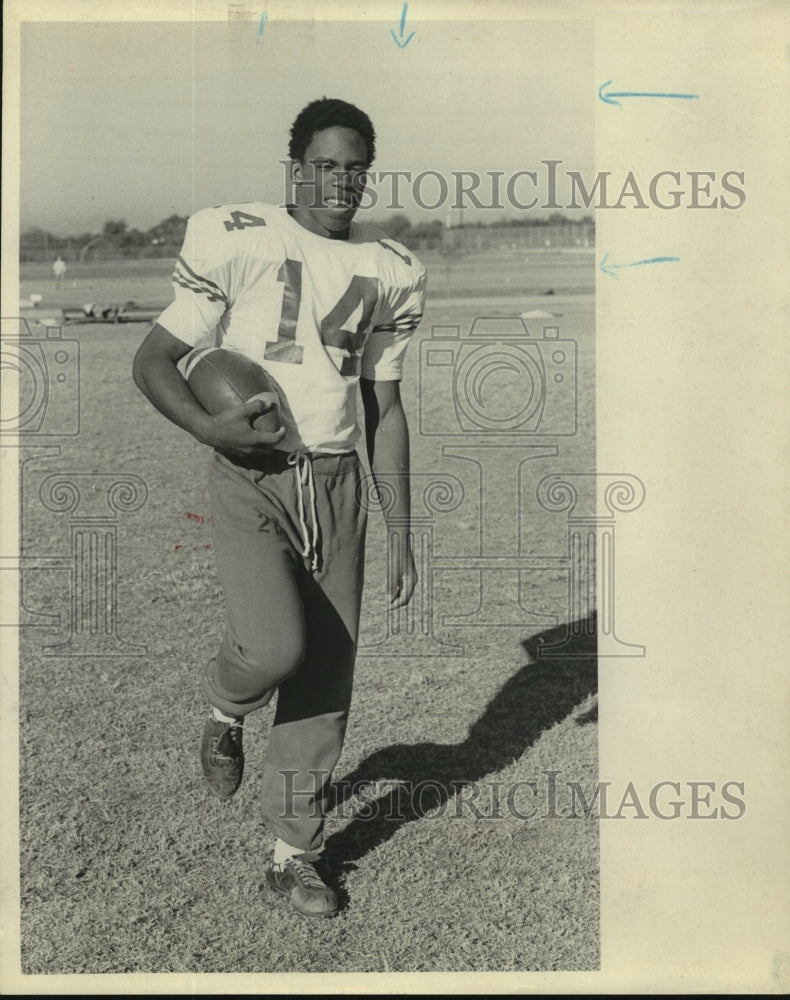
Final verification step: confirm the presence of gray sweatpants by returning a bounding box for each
[204,448,367,852]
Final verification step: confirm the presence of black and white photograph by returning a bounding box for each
[2,0,788,993]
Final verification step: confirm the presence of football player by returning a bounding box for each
[133,98,425,918]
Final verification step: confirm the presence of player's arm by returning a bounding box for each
[132,323,283,455]
[360,377,417,608]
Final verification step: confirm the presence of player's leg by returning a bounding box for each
[260,453,367,854]
[200,452,310,800]
[204,451,308,717]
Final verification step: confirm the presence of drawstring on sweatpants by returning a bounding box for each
[287,451,320,572]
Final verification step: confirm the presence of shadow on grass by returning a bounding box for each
[324,613,597,889]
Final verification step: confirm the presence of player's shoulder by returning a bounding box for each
[353,221,427,285]
[183,202,287,267]
[188,202,282,236]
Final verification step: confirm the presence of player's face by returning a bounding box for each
[291,126,370,239]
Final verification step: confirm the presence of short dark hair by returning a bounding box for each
[288,98,376,166]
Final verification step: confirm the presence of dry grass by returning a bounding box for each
[15,255,598,973]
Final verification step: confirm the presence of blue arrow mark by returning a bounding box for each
[391,2,415,47]
[257,10,267,43]
[599,80,698,108]
[600,253,680,278]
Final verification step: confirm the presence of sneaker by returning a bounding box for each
[266,853,339,918]
[200,717,244,799]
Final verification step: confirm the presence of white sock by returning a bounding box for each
[273,838,312,867]
[212,706,242,725]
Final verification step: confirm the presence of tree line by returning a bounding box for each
[20,211,594,261]
[19,215,191,262]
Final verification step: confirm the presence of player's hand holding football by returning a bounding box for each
[206,398,285,456]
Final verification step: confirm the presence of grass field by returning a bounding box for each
[11,251,598,974]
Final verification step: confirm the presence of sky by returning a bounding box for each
[19,15,593,236]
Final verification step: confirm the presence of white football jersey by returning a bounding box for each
[157,202,426,454]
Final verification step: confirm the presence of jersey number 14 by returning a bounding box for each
[263,258,379,377]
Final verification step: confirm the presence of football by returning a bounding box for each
[182,347,282,433]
